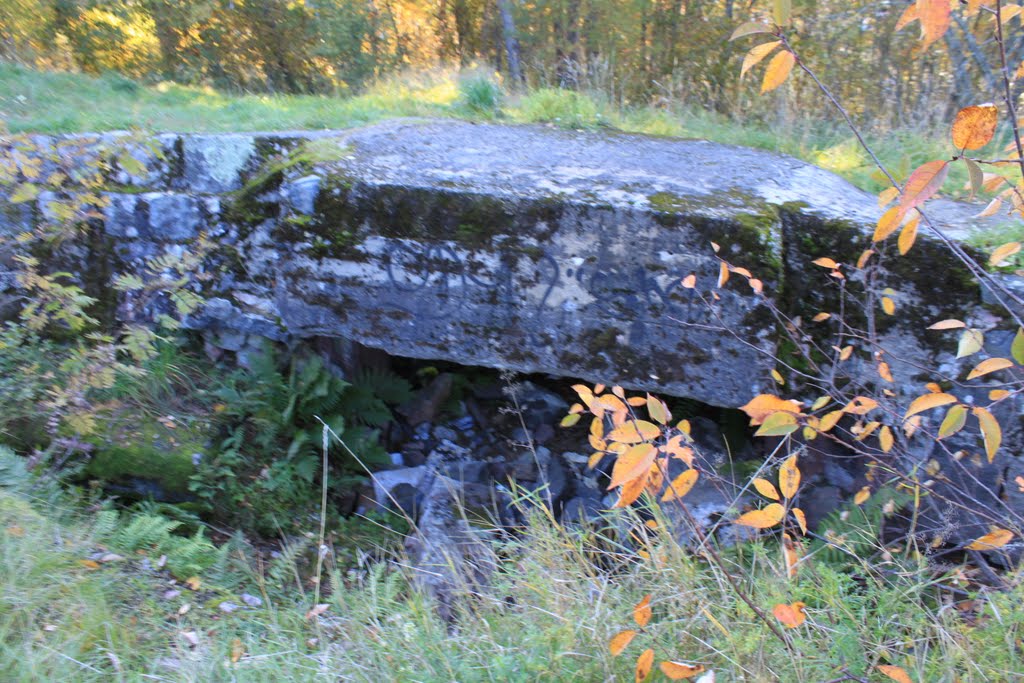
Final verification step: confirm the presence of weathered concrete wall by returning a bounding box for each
[0,119,1004,407]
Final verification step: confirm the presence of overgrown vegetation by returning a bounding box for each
[2,447,1023,681]
[3,0,1024,681]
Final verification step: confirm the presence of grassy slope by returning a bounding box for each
[2,471,1023,682]
[0,63,990,199]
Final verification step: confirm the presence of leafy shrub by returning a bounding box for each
[457,72,504,117]
[190,346,405,534]
[517,88,606,128]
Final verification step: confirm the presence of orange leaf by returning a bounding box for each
[782,532,801,578]
[927,319,965,330]
[965,527,1013,551]
[636,648,655,683]
[877,664,914,683]
[895,3,919,30]
[952,105,999,150]
[741,41,782,77]
[609,443,658,489]
[917,0,951,48]
[901,160,949,211]
[753,477,781,501]
[735,502,786,529]
[717,261,730,288]
[614,475,649,508]
[772,601,806,628]
[967,357,1013,380]
[898,214,919,255]
[739,394,802,425]
[817,410,843,433]
[904,392,957,418]
[792,507,807,534]
[778,455,800,499]
[681,273,696,288]
[633,594,653,627]
[761,50,796,93]
[610,629,637,656]
[812,257,839,268]
[662,469,700,502]
[874,206,905,242]
[989,241,1021,266]
[608,420,661,444]
[659,661,706,680]
[854,486,871,505]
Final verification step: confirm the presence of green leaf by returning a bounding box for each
[1012,328,1024,365]
[937,404,967,439]
[755,411,799,437]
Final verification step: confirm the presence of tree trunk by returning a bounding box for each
[497,0,524,86]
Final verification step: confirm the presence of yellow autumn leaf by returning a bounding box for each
[740,394,802,424]
[608,443,657,490]
[761,50,796,93]
[957,328,984,359]
[614,475,648,508]
[735,502,786,529]
[792,507,807,534]
[608,420,661,444]
[973,406,1001,462]
[609,629,637,656]
[879,425,894,452]
[904,392,957,418]
[636,648,655,683]
[662,469,699,502]
[741,40,781,77]
[647,394,669,425]
[818,409,843,433]
[753,477,781,501]
[927,319,965,330]
[874,205,904,242]
[854,486,871,505]
[989,241,1021,266]
[898,214,919,254]
[877,665,914,683]
[633,594,652,627]
[659,661,706,680]
[881,296,896,315]
[778,455,800,498]
[812,257,839,268]
[967,357,1013,380]
[965,528,1013,551]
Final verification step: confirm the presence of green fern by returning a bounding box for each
[0,446,30,488]
[812,485,913,566]
[265,537,310,593]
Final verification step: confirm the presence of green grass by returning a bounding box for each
[1,448,1022,682]
[1,62,1009,200]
